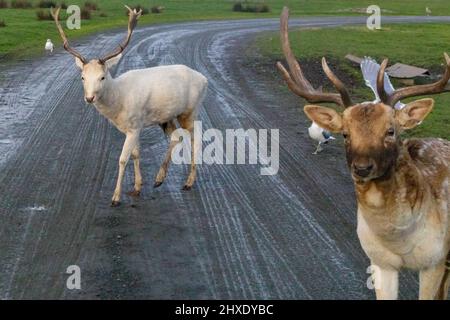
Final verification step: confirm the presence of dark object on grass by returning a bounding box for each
[36,9,53,20]
[84,1,98,11]
[0,19,6,27]
[232,2,270,13]
[0,0,8,9]
[81,7,91,19]
[99,12,108,17]
[151,5,164,14]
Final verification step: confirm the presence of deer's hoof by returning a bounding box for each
[182,185,192,191]
[111,201,121,207]
[153,181,163,188]
[126,190,141,197]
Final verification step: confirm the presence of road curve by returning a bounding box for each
[1,16,450,299]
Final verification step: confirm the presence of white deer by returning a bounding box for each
[51,6,208,206]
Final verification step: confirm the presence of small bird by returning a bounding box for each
[426,7,432,16]
[360,57,405,110]
[308,122,336,154]
[45,39,54,55]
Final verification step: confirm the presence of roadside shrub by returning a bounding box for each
[151,5,164,14]
[0,0,8,9]
[37,0,56,8]
[83,1,98,11]
[11,0,32,8]
[81,7,91,19]
[232,3,242,12]
[232,2,270,13]
[36,9,53,20]
[0,19,6,27]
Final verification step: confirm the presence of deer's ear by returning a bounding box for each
[104,54,122,69]
[75,57,84,70]
[396,98,434,130]
[304,105,343,133]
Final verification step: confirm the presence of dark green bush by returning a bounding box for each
[11,0,32,8]
[37,0,56,8]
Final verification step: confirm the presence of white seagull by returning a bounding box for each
[45,39,54,54]
[308,122,336,154]
[360,57,405,109]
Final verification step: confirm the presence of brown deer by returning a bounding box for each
[277,7,450,299]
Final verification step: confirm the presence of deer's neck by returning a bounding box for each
[93,77,122,120]
[354,143,425,235]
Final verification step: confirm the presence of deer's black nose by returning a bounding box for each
[353,163,374,178]
[85,96,95,103]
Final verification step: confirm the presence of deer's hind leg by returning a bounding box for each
[177,110,198,191]
[154,120,177,188]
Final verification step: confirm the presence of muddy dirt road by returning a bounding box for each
[1,16,450,299]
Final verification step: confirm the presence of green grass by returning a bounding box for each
[254,24,450,139]
[1,0,450,60]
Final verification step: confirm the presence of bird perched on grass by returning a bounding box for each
[360,57,405,110]
[45,39,54,55]
[308,122,336,154]
[426,7,432,16]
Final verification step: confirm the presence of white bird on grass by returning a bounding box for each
[308,122,336,154]
[360,57,405,110]
[45,39,54,55]
[426,7,432,16]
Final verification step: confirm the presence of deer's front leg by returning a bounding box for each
[374,266,399,300]
[112,130,140,207]
[419,262,447,300]
[126,144,142,197]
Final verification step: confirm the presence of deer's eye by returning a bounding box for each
[81,76,85,81]
[386,128,395,137]
[101,76,105,81]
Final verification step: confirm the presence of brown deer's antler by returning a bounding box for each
[99,5,142,63]
[377,54,450,107]
[276,7,353,108]
[51,7,87,64]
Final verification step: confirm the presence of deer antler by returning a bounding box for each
[377,54,450,107]
[50,7,86,64]
[276,7,352,108]
[99,5,142,63]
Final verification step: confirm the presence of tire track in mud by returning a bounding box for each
[2,16,450,299]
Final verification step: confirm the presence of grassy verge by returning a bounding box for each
[1,0,450,61]
[253,24,450,139]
